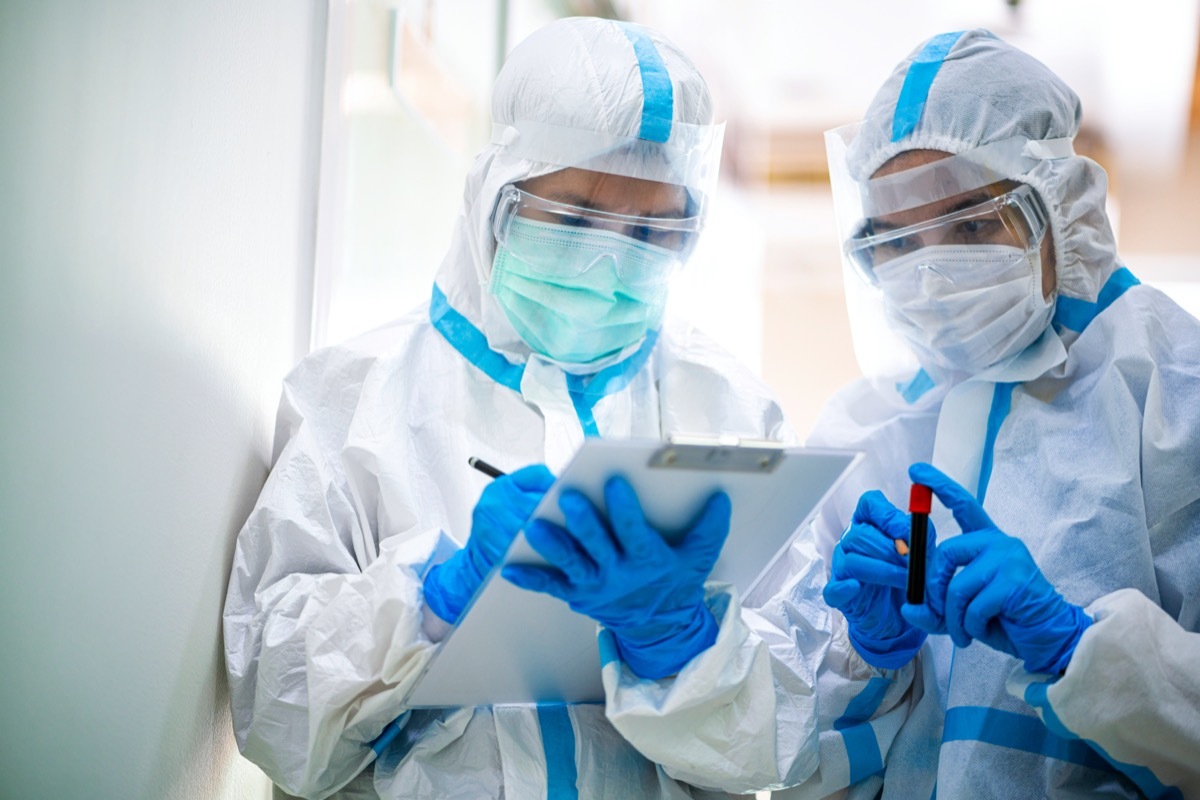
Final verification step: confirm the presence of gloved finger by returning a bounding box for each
[602,476,669,561]
[830,540,851,580]
[501,564,571,601]
[925,532,997,620]
[943,557,999,649]
[822,577,863,609]
[838,551,909,589]
[558,489,621,568]
[508,463,557,493]
[523,518,599,586]
[851,490,911,539]
[839,521,909,565]
[676,491,732,568]
[909,462,995,533]
[475,470,551,534]
[901,602,944,635]
[962,577,1011,645]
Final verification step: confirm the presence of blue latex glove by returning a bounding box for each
[823,490,930,669]
[901,462,1092,675]
[423,464,556,625]
[502,476,731,680]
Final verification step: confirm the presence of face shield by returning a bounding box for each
[826,109,1063,400]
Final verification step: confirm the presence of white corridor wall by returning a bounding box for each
[0,2,326,797]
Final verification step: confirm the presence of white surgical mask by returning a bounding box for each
[875,244,1054,377]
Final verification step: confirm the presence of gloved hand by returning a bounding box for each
[823,490,930,669]
[901,462,1091,675]
[423,464,556,625]
[502,476,730,680]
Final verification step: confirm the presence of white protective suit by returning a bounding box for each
[223,17,909,800]
[778,29,1200,799]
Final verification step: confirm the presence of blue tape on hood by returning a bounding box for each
[620,23,674,143]
[892,31,966,142]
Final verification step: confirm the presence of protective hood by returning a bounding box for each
[847,29,1120,311]
[432,16,720,371]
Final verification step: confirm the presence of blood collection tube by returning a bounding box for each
[907,483,932,604]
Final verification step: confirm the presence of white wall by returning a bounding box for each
[0,2,325,797]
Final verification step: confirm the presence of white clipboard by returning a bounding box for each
[407,436,860,707]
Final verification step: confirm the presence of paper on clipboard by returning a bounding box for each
[406,436,860,708]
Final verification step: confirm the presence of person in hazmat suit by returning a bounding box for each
[223,16,909,800]
[801,29,1200,798]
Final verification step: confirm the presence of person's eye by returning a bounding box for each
[560,215,591,228]
[877,236,917,259]
[956,219,1001,240]
[630,224,655,242]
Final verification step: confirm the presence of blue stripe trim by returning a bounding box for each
[536,704,580,800]
[976,382,1015,505]
[598,628,620,668]
[431,285,659,435]
[897,368,935,404]
[370,711,410,755]
[835,677,891,783]
[840,723,885,783]
[571,393,601,438]
[943,706,1116,774]
[430,284,525,392]
[892,31,965,141]
[835,677,891,729]
[1052,267,1140,332]
[565,329,658,436]
[1024,683,1184,800]
[619,24,673,143]
[565,329,659,400]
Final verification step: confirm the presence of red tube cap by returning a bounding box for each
[909,483,933,514]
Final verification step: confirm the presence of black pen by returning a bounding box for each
[468,456,506,479]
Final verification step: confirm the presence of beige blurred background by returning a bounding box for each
[324,0,1200,437]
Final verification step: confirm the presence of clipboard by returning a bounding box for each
[407,436,860,707]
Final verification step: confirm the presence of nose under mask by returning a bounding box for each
[874,244,1055,377]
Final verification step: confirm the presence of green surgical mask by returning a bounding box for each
[489,217,675,367]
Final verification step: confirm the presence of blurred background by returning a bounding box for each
[1,1,1197,797]
[324,0,1200,435]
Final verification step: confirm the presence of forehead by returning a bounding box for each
[867,151,1015,229]
[872,148,953,179]
[517,168,688,218]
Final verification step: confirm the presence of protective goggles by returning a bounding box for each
[844,183,1049,284]
[491,185,704,286]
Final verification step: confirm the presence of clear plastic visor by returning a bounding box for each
[492,184,703,288]
[845,183,1048,285]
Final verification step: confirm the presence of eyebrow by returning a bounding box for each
[867,191,996,234]
[543,191,690,220]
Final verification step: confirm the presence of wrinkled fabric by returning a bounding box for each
[785,29,1200,800]
[223,15,898,800]
[1012,589,1200,798]
[831,28,1117,405]
[783,274,1200,800]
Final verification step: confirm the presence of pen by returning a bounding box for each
[468,456,506,479]
[906,483,932,604]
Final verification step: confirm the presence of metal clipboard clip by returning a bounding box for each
[649,433,787,473]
